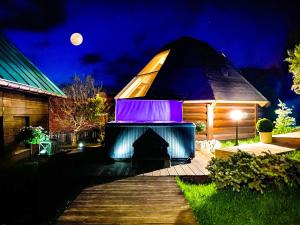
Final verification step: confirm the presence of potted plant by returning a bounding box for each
[195,121,206,133]
[195,121,206,150]
[256,118,273,144]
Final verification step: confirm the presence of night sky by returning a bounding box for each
[1,0,300,117]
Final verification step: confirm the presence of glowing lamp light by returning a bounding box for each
[78,142,84,148]
[230,110,244,121]
[70,33,83,46]
[230,110,246,146]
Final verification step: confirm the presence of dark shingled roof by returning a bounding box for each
[116,36,269,106]
[0,34,65,97]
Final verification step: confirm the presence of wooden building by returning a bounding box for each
[115,37,269,140]
[0,35,64,157]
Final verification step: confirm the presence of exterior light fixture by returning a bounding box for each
[78,142,84,148]
[230,110,245,146]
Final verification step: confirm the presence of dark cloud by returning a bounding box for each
[106,54,142,89]
[81,53,103,65]
[0,0,66,31]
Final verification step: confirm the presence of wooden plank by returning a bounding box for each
[213,132,255,140]
[192,158,209,175]
[183,114,206,121]
[214,108,255,114]
[215,103,255,107]
[152,169,161,176]
[56,177,197,225]
[173,165,186,175]
[213,126,255,134]
[214,113,255,120]
[187,163,203,175]
[179,164,195,175]
[214,119,254,127]
[159,168,170,176]
[167,166,178,176]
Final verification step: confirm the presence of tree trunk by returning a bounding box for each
[72,132,77,147]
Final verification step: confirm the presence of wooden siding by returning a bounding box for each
[183,102,257,141]
[0,89,49,155]
[183,102,207,122]
[183,102,207,140]
[213,103,256,140]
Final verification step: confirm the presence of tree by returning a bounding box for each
[286,43,300,94]
[273,99,296,134]
[50,75,109,146]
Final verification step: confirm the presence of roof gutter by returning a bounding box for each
[184,100,270,107]
[0,78,66,98]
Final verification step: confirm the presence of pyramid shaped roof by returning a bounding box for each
[116,36,269,106]
[0,34,65,97]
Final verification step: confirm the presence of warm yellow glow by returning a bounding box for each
[230,110,245,121]
[116,49,170,99]
[70,33,83,46]
[207,104,214,127]
[118,72,157,98]
[138,50,170,75]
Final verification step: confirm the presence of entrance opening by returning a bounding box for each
[132,129,170,171]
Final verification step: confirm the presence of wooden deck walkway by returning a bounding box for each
[273,131,300,148]
[215,142,297,159]
[82,150,211,177]
[55,176,198,225]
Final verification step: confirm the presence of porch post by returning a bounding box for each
[206,104,214,140]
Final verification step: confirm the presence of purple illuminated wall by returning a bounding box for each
[115,99,183,122]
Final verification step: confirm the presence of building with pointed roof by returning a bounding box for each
[0,34,64,157]
[115,37,269,140]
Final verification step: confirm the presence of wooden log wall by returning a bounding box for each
[0,89,49,154]
[183,102,207,140]
[183,102,257,141]
[213,103,257,140]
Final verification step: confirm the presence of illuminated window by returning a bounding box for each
[116,50,170,99]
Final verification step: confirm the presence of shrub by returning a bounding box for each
[206,150,300,193]
[195,121,206,133]
[256,118,273,132]
[273,99,296,134]
[18,126,49,144]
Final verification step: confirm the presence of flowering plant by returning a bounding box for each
[18,126,49,144]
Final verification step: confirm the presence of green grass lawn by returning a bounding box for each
[220,135,260,148]
[177,178,300,225]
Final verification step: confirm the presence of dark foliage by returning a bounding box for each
[206,150,300,193]
[256,118,273,132]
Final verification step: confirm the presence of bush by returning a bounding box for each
[195,121,206,133]
[206,150,300,193]
[18,126,49,144]
[256,118,273,132]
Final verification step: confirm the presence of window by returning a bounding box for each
[116,50,170,99]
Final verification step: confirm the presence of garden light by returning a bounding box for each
[230,110,244,121]
[230,110,246,146]
[78,142,84,148]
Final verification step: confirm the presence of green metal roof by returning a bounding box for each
[0,34,65,97]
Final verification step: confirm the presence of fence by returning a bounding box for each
[49,130,100,145]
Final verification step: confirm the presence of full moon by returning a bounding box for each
[70,33,83,46]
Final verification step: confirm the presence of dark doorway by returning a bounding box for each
[14,116,30,149]
[132,128,170,171]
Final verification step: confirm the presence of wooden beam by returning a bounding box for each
[206,104,214,140]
